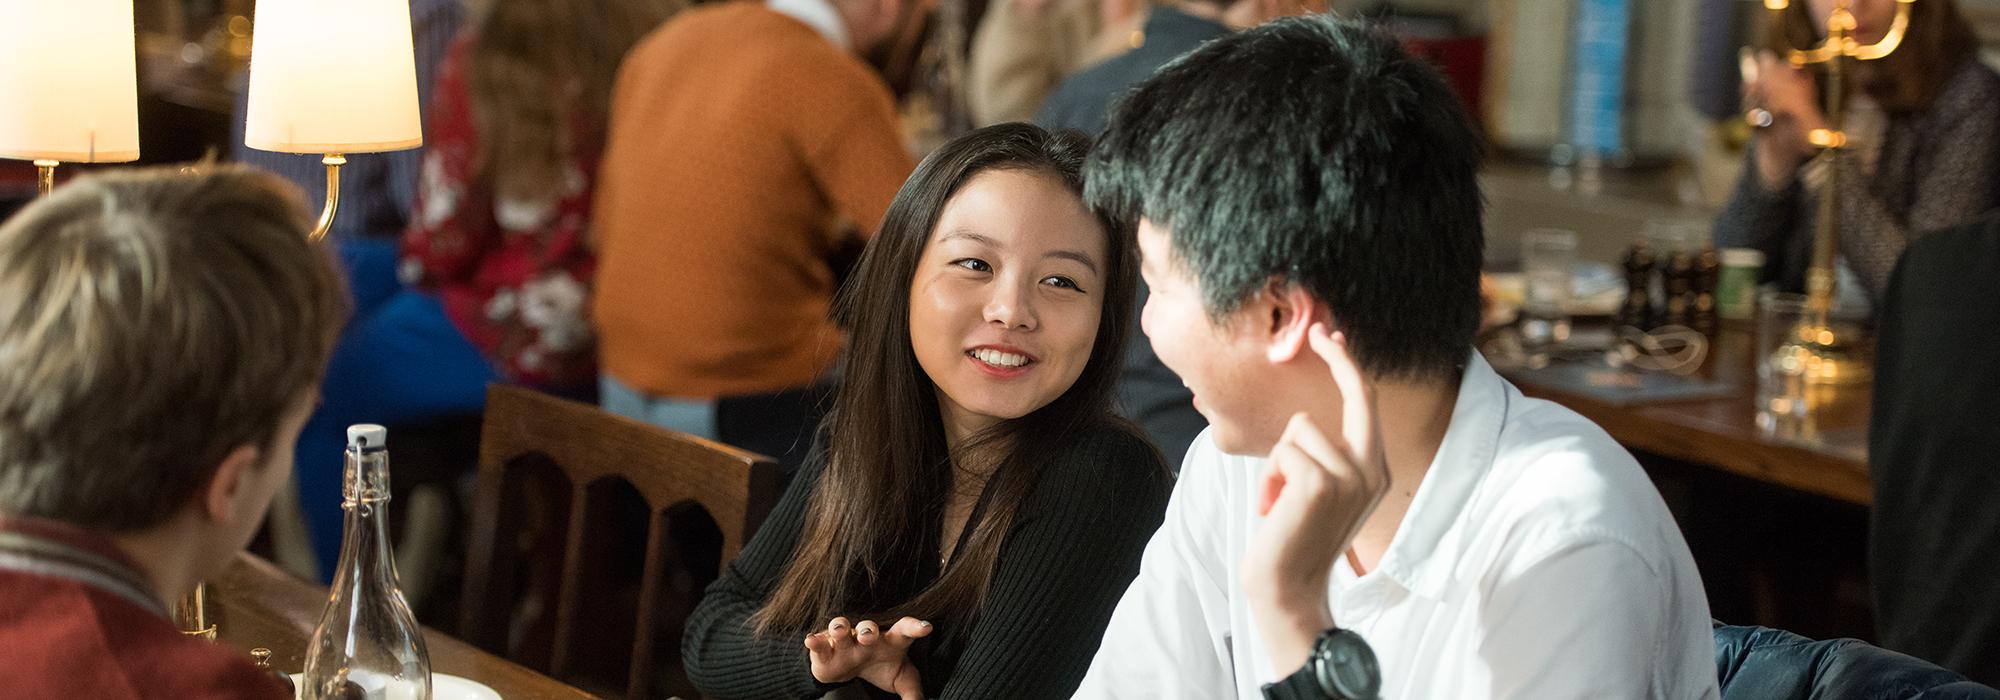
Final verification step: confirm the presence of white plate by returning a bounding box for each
[434,674,502,700]
[289,672,502,700]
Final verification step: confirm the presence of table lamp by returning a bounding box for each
[0,0,142,196]
[1750,0,1912,388]
[244,0,422,240]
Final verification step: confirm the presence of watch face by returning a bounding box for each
[1315,629,1382,699]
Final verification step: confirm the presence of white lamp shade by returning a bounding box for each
[245,0,422,154]
[0,0,141,163]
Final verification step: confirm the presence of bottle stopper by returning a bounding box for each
[346,424,387,451]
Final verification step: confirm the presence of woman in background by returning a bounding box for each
[682,123,1171,699]
[1714,0,1999,313]
[402,0,682,397]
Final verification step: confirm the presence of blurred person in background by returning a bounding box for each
[1714,0,1999,313]
[1038,0,1303,135]
[401,0,686,399]
[591,0,916,472]
[1869,212,2000,686]
[967,0,1146,125]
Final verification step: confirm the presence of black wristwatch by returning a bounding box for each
[1262,627,1381,700]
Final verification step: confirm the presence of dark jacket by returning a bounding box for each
[1869,214,2000,686]
[1714,623,1998,699]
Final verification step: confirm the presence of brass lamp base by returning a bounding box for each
[1772,320,1872,387]
[175,582,217,641]
[34,159,58,197]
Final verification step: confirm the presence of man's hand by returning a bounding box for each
[806,616,933,700]
[1240,325,1390,674]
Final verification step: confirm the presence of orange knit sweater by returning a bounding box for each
[592,2,913,399]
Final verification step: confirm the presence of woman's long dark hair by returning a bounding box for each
[1769,0,1979,114]
[751,123,1139,635]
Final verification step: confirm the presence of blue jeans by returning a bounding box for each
[598,375,718,440]
[596,374,833,477]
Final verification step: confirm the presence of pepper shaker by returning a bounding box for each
[1620,240,1656,330]
[1693,246,1720,336]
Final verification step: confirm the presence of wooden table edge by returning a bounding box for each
[212,553,599,700]
[1507,381,1873,507]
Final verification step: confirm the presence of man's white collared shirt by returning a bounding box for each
[766,0,849,50]
[1073,353,1721,699]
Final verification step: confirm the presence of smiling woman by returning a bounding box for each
[909,169,1108,444]
[681,123,1173,700]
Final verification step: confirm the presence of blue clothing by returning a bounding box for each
[296,242,497,574]
[1035,8,1230,137]
[1714,623,1998,698]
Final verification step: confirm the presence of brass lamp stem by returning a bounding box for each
[33,159,58,197]
[1804,10,1849,324]
[175,582,217,640]
[1765,0,1912,322]
[309,153,346,241]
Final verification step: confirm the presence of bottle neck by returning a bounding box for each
[343,447,390,503]
[333,448,396,586]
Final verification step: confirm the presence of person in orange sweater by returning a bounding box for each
[592,0,916,471]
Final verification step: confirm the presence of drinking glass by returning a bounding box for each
[1756,291,1811,424]
[1520,229,1578,346]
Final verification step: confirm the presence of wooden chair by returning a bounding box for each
[458,385,782,698]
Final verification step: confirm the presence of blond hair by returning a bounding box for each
[468,0,684,203]
[0,166,349,531]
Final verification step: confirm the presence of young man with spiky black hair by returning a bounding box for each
[1070,16,1719,699]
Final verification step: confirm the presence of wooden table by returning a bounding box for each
[209,553,595,700]
[1491,323,1874,506]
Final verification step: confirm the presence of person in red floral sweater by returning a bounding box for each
[402,0,683,396]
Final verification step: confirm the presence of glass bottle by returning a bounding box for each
[301,424,432,700]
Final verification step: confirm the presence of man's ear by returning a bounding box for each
[202,444,262,524]
[1262,279,1323,364]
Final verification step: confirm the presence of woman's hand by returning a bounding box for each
[805,616,934,700]
[1239,326,1390,675]
[1745,50,1829,189]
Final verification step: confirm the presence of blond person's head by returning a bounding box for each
[0,166,347,532]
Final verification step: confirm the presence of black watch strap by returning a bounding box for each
[1262,661,1330,700]
[1261,627,1381,700]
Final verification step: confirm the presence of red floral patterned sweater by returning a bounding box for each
[402,36,599,393]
